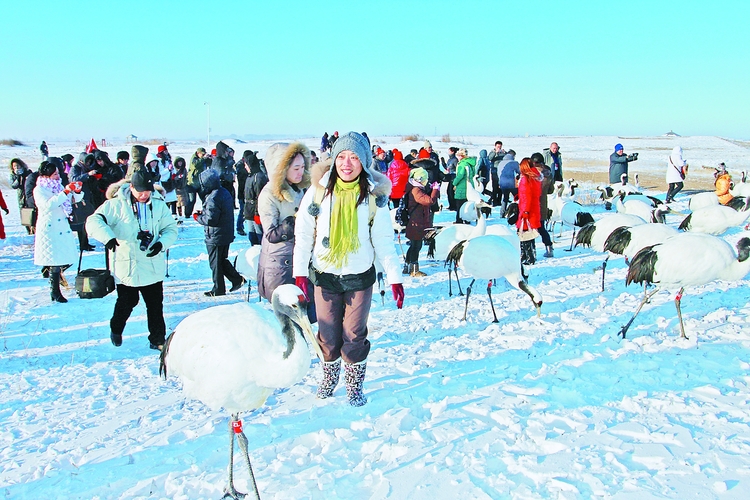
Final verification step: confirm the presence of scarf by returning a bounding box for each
[37,176,72,216]
[322,177,360,268]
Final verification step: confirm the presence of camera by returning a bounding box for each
[137,230,154,252]
[627,152,639,162]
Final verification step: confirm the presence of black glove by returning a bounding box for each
[105,238,119,251]
[146,241,163,258]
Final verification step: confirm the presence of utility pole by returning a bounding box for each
[204,101,211,150]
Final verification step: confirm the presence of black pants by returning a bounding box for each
[406,239,423,264]
[490,169,501,205]
[538,226,552,247]
[454,198,468,223]
[666,182,684,202]
[110,281,165,345]
[185,186,197,217]
[207,243,242,294]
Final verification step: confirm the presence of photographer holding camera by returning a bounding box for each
[608,143,639,184]
[86,165,178,351]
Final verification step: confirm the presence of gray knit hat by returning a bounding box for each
[329,131,373,180]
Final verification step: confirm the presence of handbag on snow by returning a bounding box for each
[20,207,37,227]
[75,247,116,299]
[70,199,96,227]
[517,218,540,242]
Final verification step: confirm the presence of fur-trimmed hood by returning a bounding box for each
[106,178,166,201]
[265,142,312,203]
[310,158,392,200]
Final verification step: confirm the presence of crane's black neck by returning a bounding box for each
[277,314,298,359]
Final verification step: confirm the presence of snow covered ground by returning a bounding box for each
[1,136,750,499]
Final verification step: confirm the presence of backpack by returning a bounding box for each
[394,188,411,227]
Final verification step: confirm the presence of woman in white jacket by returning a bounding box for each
[666,146,688,203]
[293,132,404,406]
[33,158,84,302]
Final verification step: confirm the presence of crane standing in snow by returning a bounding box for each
[619,234,750,339]
[446,234,542,322]
[160,284,322,500]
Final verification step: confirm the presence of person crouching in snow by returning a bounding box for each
[404,167,440,277]
[195,169,245,296]
[33,159,84,302]
[293,131,404,407]
[86,167,178,350]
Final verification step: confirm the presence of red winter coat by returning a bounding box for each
[387,151,410,200]
[0,190,7,239]
[516,173,542,230]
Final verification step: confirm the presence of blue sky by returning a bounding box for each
[2,1,749,141]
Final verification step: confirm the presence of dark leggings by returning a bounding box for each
[406,239,423,264]
[110,281,165,345]
[538,226,552,247]
[666,182,684,202]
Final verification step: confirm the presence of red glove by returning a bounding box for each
[253,215,261,225]
[64,182,83,194]
[90,173,103,180]
[193,212,200,221]
[295,276,311,302]
[391,283,404,309]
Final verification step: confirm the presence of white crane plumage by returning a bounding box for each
[688,191,719,211]
[446,235,542,322]
[730,172,750,198]
[575,213,647,290]
[615,194,673,223]
[235,245,262,301]
[160,284,323,499]
[619,234,750,339]
[678,201,750,235]
[603,223,679,261]
[548,182,595,250]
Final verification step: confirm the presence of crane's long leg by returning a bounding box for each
[566,228,576,252]
[447,263,454,297]
[223,414,243,499]
[618,288,660,339]
[675,287,688,339]
[486,281,499,323]
[462,279,475,321]
[601,255,610,292]
[236,428,261,500]
[454,266,464,296]
[246,279,252,303]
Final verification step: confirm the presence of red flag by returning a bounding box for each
[86,138,98,153]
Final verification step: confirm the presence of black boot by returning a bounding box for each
[50,267,68,303]
[317,358,341,399]
[402,262,410,275]
[520,240,536,265]
[344,360,367,407]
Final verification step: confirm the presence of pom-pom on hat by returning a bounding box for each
[614,143,624,152]
[329,131,373,180]
[130,169,154,192]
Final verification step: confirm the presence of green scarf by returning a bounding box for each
[323,177,360,267]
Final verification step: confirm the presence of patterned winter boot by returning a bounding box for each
[520,240,536,265]
[316,358,341,399]
[344,360,368,407]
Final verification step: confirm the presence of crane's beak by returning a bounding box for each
[294,308,324,362]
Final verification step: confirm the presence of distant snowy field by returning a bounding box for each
[1,136,750,499]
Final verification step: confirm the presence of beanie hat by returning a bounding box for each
[614,143,624,152]
[375,147,385,156]
[196,147,206,154]
[418,148,431,159]
[61,154,74,163]
[157,145,167,154]
[410,167,428,185]
[457,148,468,157]
[116,151,129,162]
[131,169,154,192]
[39,160,57,177]
[393,149,403,161]
[329,131,373,180]
[530,152,545,164]
[424,140,432,149]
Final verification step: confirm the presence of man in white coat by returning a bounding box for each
[86,167,178,350]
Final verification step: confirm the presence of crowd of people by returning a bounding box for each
[5,134,714,406]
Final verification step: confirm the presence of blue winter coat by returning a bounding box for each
[197,169,235,246]
[498,154,520,190]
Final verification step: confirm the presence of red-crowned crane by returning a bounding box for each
[619,234,750,339]
[235,245,261,302]
[446,234,542,322]
[160,284,323,500]
[548,182,595,251]
[603,223,679,262]
[678,200,750,235]
[575,213,647,290]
